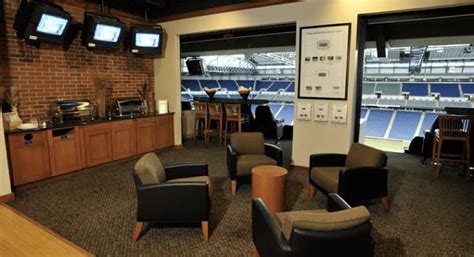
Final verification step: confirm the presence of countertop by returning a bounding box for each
[4,112,174,134]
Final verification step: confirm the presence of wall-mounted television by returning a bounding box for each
[13,1,73,46]
[81,12,125,51]
[129,25,164,55]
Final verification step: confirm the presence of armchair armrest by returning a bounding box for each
[252,198,291,257]
[227,145,238,179]
[309,153,347,168]
[265,143,283,166]
[338,167,388,205]
[164,163,208,180]
[136,182,209,222]
[327,193,351,212]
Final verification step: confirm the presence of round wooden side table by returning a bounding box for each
[251,165,288,213]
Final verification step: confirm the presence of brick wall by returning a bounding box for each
[0,0,155,120]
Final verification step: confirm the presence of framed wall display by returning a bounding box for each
[297,23,351,100]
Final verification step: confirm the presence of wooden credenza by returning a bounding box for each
[6,113,174,186]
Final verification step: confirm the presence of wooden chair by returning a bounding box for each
[194,102,209,144]
[432,115,471,180]
[224,103,248,145]
[207,103,224,144]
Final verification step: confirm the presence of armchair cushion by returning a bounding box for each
[345,143,386,168]
[237,154,277,176]
[231,132,265,155]
[274,209,326,227]
[134,153,166,185]
[310,167,344,193]
[167,175,212,196]
[276,206,371,240]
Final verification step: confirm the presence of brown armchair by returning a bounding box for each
[132,153,211,241]
[226,132,282,195]
[308,143,390,211]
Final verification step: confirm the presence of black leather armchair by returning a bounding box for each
[308,143,390,211]
[254,105,284,143]
[227,132,282,195]
[132,153,210,241]
[252,193,374,257]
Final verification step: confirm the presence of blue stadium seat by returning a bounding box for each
[268,81,290,92]
[430,83,460,97]
[268,103,283,115]
[236,80,254,89]
[418,112,439,136]
[360,108,368,119]
[362,83,376,95]
[286,82,295,92]
[200,80,219,89]
[182,80,201,91]
[461,83,474,94]
[388,111,422,141]
[275,105,294,125]
[255,81,273,91]
[181,93,193,101]
[402,83,429,96]
[219,80,239,91]
[366,109,393,138]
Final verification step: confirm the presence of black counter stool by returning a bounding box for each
[432,115,472,181]
[208,103,224,145]
[194,102,209,144]
[224,103,248,145]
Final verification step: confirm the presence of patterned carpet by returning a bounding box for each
[7,140,474,257]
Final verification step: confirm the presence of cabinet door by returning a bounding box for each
[136,117,157,154]
[156,115,174,149]
[8,131,51,186]
[48,127,82,176]
[82,123,113,167]
[111,120,137,160]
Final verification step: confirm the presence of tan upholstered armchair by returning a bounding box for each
[226,132,282,195]
[252,193,374,257]
[132,153,211,241]
[308,143,389,211]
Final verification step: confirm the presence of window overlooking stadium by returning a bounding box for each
[360,43,474,152]
[180,52,296,126]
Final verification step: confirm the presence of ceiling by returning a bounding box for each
[86,0,260,20]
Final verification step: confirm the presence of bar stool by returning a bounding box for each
[224,103,249,145]
[432,115,472,181]
[194,102,209,144]
[207,103,224,144]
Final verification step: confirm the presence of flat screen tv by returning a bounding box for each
[81,12,125,51]
[13,1,72,45]
[129,25,164,55]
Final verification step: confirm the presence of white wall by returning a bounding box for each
[0,111,12,197]
[154,0,473,167]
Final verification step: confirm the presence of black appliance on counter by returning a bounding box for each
[109,97,144,117]
[49,99,95,124]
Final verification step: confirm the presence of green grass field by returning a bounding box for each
[363,138,410,153]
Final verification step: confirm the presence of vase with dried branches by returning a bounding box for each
[2,86,23,130]
[138,82,154,114]
[93,77,109,118]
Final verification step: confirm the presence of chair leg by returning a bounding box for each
[253,244,260,257]
[308,184,317,198]
[434,140,443,178]
[219,119,223,145]
[231,180,237,195]
[194,118,199,143]
[201,221,209,241]
[132,221,144,241]
[381,196,390,212]
[224,120,229,145]
[466,141,471,181]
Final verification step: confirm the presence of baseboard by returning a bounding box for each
[0,193,15,203]
[173,144,184,150]
[290,165,308,174]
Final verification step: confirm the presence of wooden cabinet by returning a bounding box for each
[111,120,136,160]
[156,115,174,149]
[48,127,82,176]
[7,131,51,186]
[81,123,113,167]
[136,117,157,154]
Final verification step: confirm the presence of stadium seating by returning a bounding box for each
[182,80,201,91]
[406,99,437,109]
[275,105,294,125]
[402,83,429,96]
[286,82,295,92]
[439,100,471,108]
[461,83,474,94]
[236,80,255,88]
[374,83,401,95]
[366,109,393,138]
[362,83,376,95]
[362,98,378,106]
[430,83,460,97]
[418,112,439,136]
[200,80,220,89]
[388,111,422,140]
[219,80,239,91]
[267,81,291,92]
[255,81,273,91]
[378,99,405,106]
[360,108,368,120]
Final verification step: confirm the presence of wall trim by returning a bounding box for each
[0,193,15,203]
